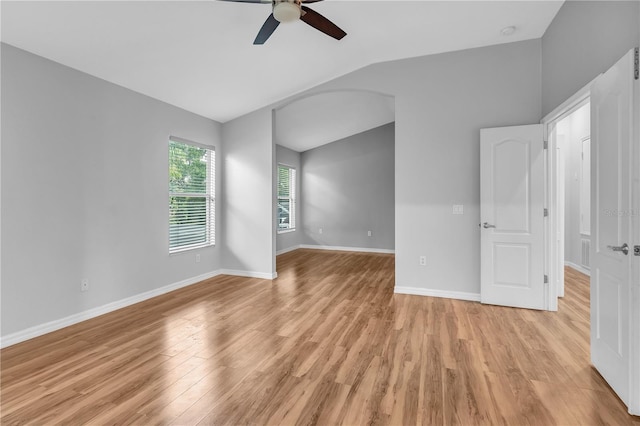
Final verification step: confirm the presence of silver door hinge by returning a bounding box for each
[635,48,639,80]
[543,140,548,150]
[544,208,548,217]
[544,275,549,284]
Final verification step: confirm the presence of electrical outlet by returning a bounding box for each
[453,204,464,215]
[367,230,372,237]
[419,256,427,266]
[319,228,323,234]
[81,279,89,292]
[196,254,201,263]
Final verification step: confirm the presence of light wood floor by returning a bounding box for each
[1,250,639,425]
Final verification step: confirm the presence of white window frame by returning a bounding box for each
[169,136,215,253]
[277,164,296,233]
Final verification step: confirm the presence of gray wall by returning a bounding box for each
[221,109,275,277]
[241,40,542,295]
[541,0,640,116]
[1,44,223,336]
[275,144,302,253]
[301,123,395,251]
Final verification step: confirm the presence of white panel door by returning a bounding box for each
[590,49,635,409]
[480,124,546,310]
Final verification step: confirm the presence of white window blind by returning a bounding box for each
[277,164,296,231]
[169,137,215,253]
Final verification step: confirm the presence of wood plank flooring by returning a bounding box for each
[1,249,639,425]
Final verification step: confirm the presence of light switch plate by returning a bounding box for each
[453,204,464,215]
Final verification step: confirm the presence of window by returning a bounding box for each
[169,137,215,253]
[277,164,296,231]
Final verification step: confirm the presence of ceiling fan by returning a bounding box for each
[219,0,347,45]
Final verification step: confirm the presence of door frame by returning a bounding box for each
[541,54,640,415]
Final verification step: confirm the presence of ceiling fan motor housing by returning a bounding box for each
[273,0,301,23]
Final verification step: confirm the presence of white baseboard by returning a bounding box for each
[394,286,481,302]
[220,269,277,280]
[298,244,395,254]
[0,270,223,349]
[565,261,591,276]
[276,245,301,256]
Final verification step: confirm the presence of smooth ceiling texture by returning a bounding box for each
[275,90,394,152]
[1,1,563,123]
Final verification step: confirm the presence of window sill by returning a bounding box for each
[277,229,296,234]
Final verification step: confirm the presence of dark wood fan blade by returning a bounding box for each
[300,6,346,40]
[301,0,324,3]
[218,0,272,3]
[254,13,280,44]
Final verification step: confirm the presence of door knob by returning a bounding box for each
[607,243,629,255]
[483,222,496,229]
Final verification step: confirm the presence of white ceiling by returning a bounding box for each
[2,1,563,125]
[276,90,394,151]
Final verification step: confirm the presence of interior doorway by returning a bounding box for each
[551,100,591,298]
[544,82,592,307]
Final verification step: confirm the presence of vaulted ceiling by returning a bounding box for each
[276,90,394,152]
[2,1,563,126]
